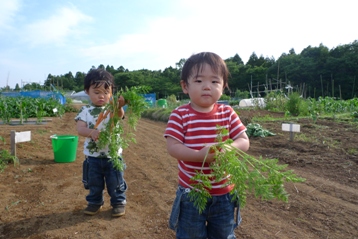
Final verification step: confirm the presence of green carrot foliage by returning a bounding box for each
[188,127,306,214]
[97,86,149,171]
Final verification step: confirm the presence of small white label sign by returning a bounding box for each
[282,123,300,132]
[15,131,31,143]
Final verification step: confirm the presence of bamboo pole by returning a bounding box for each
[332,80,334,98]
[251,75,253,95]
[320,75,324,97]
[339,85,342,99]
[352,76,356,98]
[276,61,280,84]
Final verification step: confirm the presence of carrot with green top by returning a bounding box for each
[94,110,111,129]
[96,86,149,171]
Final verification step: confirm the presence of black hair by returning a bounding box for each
[181,52,230,89]
[84,68,114,92]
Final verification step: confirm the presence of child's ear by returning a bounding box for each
[180,80,188,94]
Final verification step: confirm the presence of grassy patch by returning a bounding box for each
[347,148,358,155]
[294,133,318,143]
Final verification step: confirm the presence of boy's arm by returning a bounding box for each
[76,120,100,141]
[117,95,125,119]
[166,137,216,163]
[117,107,125,119]
[230,131,250,152]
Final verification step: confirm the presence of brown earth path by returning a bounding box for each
[0,110,357,238]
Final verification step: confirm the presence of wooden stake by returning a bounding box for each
[320,75,324,97]
[10,130,16,157]
[352,76,356,98]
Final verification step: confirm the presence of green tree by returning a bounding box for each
[175,58,186,70]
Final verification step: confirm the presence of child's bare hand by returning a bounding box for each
[200,145,217,163]
[117,96,126,109]
[90,129,100,141]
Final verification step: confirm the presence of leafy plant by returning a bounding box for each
[188,127,306,214]
[97,86,149,171]
[16,99,31,124]
[285,92,301,116]
[264,91,288,112]
[0,98,11,124]
[0,136,18,172]
[311,111,319,124]
[35,100,46,124]
[246,123,276,138]
[219,94,230,101]
[234,89,250,100]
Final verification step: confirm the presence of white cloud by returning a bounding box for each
[2,0,354,89]
[0,0,21,31]
[22,6,92,46]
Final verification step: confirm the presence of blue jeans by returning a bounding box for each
[83,156,127,206]
[169,185,241,239]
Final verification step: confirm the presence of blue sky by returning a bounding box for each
[0,0,356,89]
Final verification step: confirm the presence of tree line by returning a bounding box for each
[4,40,358,100]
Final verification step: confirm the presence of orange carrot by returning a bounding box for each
[94,110,111,129]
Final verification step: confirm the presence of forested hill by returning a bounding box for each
[7,40,358,100]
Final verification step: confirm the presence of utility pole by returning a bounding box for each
[6,72,10,90]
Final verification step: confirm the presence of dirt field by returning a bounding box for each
[0,108,357,239]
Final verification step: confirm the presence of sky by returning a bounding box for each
[0,0,357,89]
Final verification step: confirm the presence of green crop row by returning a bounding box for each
[0,96,66,124]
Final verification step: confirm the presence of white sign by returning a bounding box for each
[282,123,300,132]
[15,131,31,143]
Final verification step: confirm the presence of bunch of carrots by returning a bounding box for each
[96,86,149,171]
[188,127,306,214]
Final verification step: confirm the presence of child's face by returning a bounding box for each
[181,63,224,112]
[86,83,112,107]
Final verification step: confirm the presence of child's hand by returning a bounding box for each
[117,96,126,109]
[209,144,222,154]
[200,145,217,163]
[90,129,100,141]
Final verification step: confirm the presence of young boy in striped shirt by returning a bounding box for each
[164,52,250,239]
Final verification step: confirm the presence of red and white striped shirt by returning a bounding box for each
[164,103,247,196]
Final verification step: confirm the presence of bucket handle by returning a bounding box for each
[50,135,57,139]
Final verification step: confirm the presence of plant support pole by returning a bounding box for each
[10,130,16,157]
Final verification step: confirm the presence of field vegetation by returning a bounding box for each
[1,40,357,101]
[1,92,357,174]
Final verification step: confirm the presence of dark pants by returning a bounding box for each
[83,156,127,206]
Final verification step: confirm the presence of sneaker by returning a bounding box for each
[84,204,102,215]
[112,204,125,217]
